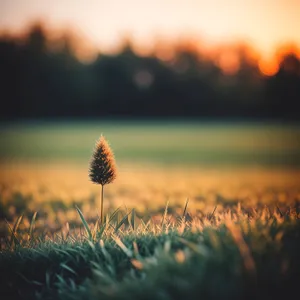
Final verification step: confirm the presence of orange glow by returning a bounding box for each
[258,59,279,76]
[155,46,176,62]
[276,44,300,74]
[276,43,300,61]
[217,51,240,75]
[259,44,300,76]
[153,39,177,61]
[1,21,299,76]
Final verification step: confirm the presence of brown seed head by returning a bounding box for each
[89,135,117,185]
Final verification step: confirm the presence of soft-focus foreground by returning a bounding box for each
[0,121,300,299]
[1,164,300,300]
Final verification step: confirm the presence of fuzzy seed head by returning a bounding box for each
[89,136,117,185]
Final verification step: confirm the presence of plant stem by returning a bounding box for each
[101,184,104,225]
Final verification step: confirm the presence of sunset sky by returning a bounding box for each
[1,0,299,72]
[1,0,299,54]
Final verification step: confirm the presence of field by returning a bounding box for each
[0,121,300,300]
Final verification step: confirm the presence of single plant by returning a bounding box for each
[89,135,117,224]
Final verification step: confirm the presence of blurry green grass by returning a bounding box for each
[1,204,300,300]
[1,120,300,166]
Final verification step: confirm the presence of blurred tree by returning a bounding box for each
[26,23,47,54]
[0,24,299,120]
[264,53,300,119]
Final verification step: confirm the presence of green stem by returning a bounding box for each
[101,184,104,225]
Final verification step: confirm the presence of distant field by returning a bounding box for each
[1,120,300,166]
[1,120,300,235]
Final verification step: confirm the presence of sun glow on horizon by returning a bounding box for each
[1,0,299,75]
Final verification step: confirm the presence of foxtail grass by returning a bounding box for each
[89,135,117,225]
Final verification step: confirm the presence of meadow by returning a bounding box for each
[0,121,300,299]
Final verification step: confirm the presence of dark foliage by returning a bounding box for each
[0,24,300,120]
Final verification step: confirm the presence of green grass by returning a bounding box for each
[1,203,300,300]
[1,120,300,166]
[1,120,300,299]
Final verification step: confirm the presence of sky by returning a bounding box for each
[0,0,299,58]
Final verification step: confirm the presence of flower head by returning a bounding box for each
[89,136,117,185]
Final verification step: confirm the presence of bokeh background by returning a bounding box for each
[0,0,300,231]
[0,0,300,120]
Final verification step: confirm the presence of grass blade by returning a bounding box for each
[108,206,121,223]
[115,210,132,232]
[5,219,20,247]
[28,212,37,242]
[161,200,169,228]
[10,214,23,247]
[60,263,77,275]
[112,235,133,257]
[276,205,283,217]
[130,208,135,231]
[13,214,23,235]
[75,205,92,241]
[209,205,217,220]
[140,219,151,231]
[92,217,100,240]
[182,198,189,219]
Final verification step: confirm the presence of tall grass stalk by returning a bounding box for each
[89,135,117,224]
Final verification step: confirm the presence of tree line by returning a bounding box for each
[1,24,299,120]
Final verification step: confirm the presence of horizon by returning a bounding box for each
[1,20,299,77]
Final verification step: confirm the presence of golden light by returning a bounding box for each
[258,58,279,76]
[217,51,240,75]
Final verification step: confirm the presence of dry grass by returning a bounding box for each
[1,162,300,236]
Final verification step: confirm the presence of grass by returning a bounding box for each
[0,165,300,300]
[1,120,300,166]
[1,202,300,300]
[1,121,300,299]
[1,163,300,232]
